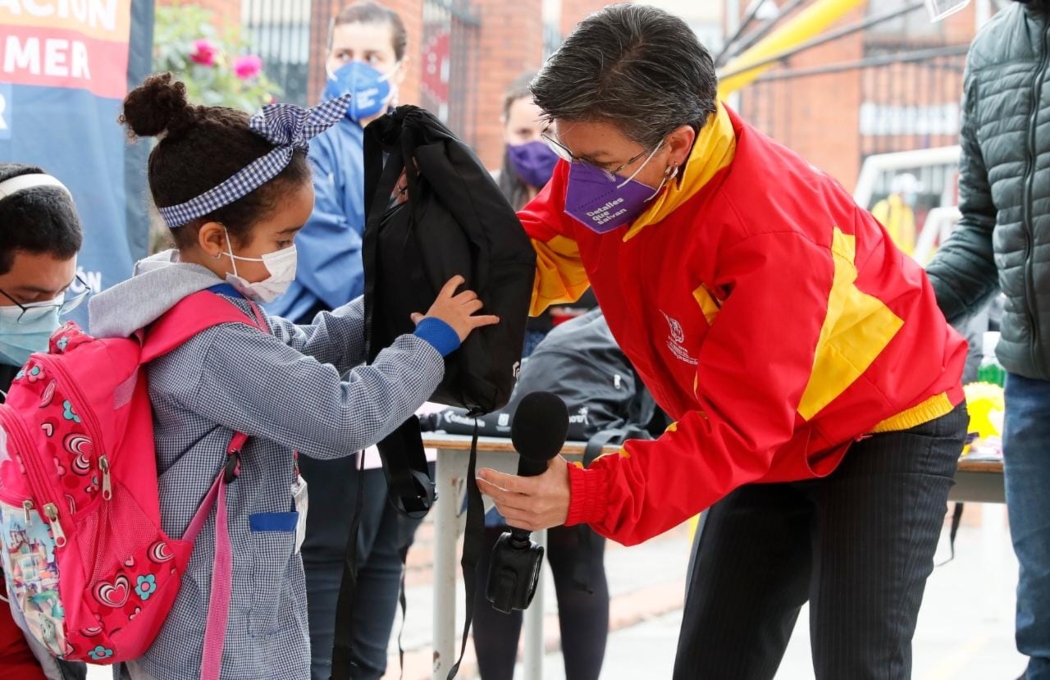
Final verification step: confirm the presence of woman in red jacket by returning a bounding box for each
[477,6,968,679]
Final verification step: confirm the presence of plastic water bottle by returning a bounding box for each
[977,331,1006,387]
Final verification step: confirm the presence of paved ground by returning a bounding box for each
[520,504,1024,680]
[87,503,1025,679]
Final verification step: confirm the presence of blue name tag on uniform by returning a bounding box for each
[249,511,298,533]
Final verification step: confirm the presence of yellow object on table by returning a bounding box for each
[962,381,1005,452]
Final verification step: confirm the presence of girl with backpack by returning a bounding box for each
[89,73,497,680]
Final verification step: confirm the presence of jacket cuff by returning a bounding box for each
[413,317,460,357]
[565,463,608,527]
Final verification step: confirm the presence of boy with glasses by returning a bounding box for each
[0,162,86,680]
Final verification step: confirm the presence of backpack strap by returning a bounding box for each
[140,290,266,363]
[361,114,437,514]
[182,433,247,680]
[937,502,965,567]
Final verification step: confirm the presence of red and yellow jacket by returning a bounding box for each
[518,104,967,546]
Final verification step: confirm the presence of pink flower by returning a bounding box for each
[190,39,216,66]
[234,55,263,80]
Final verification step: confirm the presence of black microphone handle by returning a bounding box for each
[516,454,551,478]
[508,526,534,543]
[508,454,556,544]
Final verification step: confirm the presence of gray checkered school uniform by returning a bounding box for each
[89,253,443,680]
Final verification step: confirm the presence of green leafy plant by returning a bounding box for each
[153,3,281,112]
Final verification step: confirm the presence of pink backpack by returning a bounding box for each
[0,291,263,678]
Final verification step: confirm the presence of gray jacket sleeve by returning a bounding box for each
[266,296,369,374]
[926,64,1001,324]
[179,321,443,459]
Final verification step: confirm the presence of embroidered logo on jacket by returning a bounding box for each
[661,311,697,366]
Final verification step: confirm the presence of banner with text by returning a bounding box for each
[0,0,153,327]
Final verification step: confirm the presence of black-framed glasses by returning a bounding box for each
[541,130,658,182]
[0,274,90,324]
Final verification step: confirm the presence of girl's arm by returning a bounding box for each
[165,322,444,458]
[267,297,368,373]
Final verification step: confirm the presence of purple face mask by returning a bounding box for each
[563,145,665,234]
[508,140,559,189]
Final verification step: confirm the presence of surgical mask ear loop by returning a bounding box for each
[644,161,681,202]
[380,61,403,83]
[616,142,664,190]
[224,227,240,280]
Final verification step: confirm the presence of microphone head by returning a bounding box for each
[511,391,570,462]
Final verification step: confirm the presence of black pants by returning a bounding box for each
[300,455,430,680]
[674,404,967,680]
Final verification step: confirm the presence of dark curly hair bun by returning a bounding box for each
[120,72,197,140]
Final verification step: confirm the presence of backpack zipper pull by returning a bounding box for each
[99,455,112,501]
[22,500,33,526]
[43,503,67,547]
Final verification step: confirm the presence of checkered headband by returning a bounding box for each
[156,94,352,227]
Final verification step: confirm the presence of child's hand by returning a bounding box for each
[411,276,500,341]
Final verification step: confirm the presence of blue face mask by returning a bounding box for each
[0,298,63,367]
[323,61,398,122]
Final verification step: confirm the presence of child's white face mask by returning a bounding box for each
[223,228,298,303]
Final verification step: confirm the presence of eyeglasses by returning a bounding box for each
[0,274,90,324]
[541,131,658,182]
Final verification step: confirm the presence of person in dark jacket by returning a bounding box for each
[925,2,1050,677]
[272,4,430,679]
[0,163,86,680]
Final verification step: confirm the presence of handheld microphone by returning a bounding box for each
[486,391,569,614]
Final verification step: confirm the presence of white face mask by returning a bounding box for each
[223,229,298,304]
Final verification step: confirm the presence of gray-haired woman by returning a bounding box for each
[477,5,969,678]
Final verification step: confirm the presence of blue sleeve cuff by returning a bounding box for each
[414,317,461,357]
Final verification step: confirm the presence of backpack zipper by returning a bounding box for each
[0,354,109,550]
[0,409,67,547]
[98,455,112,501]
[43,503,67,547]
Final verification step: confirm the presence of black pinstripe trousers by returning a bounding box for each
[674,404,968,680]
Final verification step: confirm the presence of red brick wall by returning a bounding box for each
[303,0,543,168]
[773,7,866,189]
[472,0,545,170]
[739,4,980,191]
[172,0,983,193]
